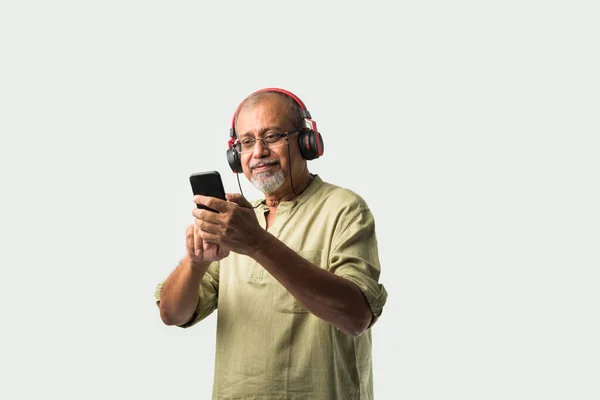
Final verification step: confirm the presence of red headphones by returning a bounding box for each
[226,88,324,173]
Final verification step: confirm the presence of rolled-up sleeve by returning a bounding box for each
[328,207,387,327]
[154,261,221,328]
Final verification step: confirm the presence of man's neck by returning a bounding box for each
[264,173,313,208]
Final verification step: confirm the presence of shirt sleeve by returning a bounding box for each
[328,207,388,328]
[154,261,221,328]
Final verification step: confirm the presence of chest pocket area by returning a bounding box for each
[274,250,325,314]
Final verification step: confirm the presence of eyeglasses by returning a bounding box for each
[234,128,303,154]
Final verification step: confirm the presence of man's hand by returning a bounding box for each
[186,200,231,264]
[192,193,266,256]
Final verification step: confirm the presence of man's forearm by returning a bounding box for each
[250,232,373,336]
[159,256,210,326]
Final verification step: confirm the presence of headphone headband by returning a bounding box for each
[230,88,311,138]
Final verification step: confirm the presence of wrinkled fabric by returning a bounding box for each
[156,175,387,399]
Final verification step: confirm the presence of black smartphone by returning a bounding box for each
[189,171,227,213]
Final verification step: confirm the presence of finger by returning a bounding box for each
[194,218,221,235]
[192,208,221,224]
[225,193,253,209]
[194,195,230,213]
[186,225,195,254]
[193,226,203,256]
[196,228,220,245]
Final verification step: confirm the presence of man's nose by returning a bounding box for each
[252,139,269,157]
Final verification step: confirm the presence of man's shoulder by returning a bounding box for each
[313,177,370,213]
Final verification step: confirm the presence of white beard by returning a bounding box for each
[251,169,285,194]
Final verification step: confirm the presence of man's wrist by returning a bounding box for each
[183,255,212,274]
[248,230,277,260]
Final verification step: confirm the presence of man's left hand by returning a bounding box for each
[192,193,266,256]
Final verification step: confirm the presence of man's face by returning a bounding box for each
[235,95,304,195]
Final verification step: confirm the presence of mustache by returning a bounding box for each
[250,159,280,170]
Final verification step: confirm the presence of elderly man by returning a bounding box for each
[156,88,387,399]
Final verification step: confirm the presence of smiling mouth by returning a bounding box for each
[251,161,279,172]
[252,164,274,172]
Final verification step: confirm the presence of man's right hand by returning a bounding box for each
[186,224,230,263]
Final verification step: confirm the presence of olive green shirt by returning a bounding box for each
[155,175,387,399]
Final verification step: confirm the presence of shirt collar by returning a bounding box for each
[252,174,323,212]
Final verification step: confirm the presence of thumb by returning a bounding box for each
[226,193,253,209]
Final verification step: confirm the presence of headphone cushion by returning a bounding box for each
[226,148,243,174]
[298,130,324,160]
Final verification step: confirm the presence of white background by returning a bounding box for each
[1,1,598,399]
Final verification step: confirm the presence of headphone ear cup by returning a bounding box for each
[226,147,243,174]
[312,131,324,159]
[297,130,324,160]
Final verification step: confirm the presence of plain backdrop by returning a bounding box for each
[1,1,598,399]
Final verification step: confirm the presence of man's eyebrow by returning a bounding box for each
[238,126,284,138]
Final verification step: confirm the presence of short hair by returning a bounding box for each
[234,91,306,136]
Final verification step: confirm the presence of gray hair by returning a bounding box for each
[234,90,306,136]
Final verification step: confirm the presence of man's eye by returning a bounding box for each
[264,134,281,142]
[241,138,254,145]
